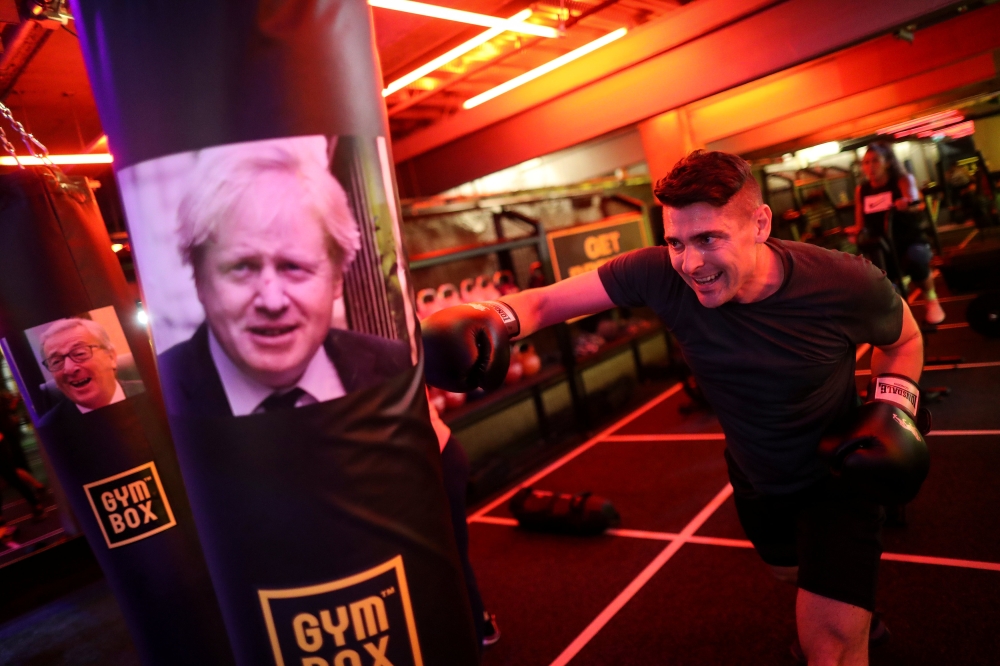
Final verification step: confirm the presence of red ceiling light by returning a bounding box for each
[878,110,965,138]
[368,0,558,37]
[463,28,627,109]
[916,120,975,140]
[383,9,534,97]
[0,153,113,166]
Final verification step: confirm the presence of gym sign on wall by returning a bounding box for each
[546,213,650,281]
[259,556,424,666]
[82,462,177,548]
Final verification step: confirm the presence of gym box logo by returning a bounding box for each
[83,462,177,548]
[259,555,423,666]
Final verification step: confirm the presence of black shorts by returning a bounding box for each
[726,450,884,611]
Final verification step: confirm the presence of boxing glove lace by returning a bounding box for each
[818,374,930,505]
[421,301,520,392]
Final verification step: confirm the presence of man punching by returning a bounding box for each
[421,150,929,666]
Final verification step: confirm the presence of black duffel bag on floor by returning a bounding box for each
[509,487,621,535]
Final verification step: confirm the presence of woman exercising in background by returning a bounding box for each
[851,141,946,325]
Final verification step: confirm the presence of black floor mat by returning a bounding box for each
[881,434,1000,563]
[922,368,1000,430]
[0,580,140,666]
[874,560,1000,665]
[613,390,723,436]
[569,543,799,666]
[922,325,1000,363]
[471,523,666,666]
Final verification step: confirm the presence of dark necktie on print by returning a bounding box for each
[256,387,306,413]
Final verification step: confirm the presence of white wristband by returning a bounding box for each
[472,301,521,338]
[869,374,919,417]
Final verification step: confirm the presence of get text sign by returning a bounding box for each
[546,213,649,282]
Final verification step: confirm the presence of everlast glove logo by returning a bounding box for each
[260,556,423,666]
[82,462,177,548]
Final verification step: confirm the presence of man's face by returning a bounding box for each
[664,199,770,308]
[195,210,339,389]
[43,326,118,409]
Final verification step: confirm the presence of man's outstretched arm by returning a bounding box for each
[501,270,616,339]
[420,270,615,392]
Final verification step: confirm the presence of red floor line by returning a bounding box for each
[922,361,1000,370]
[548,484,734,666]
[0,528,64,557]
[603,433,726,442]
[911,294,977,306]
[881,552,1000,571]
[928,322,970,330]
[597,427,998,445]
[957,228,980,251]
[4,506,56,527]
[926,430,1000,436]
[470,519,1000,572]
[468,383,684,521]
[857,360,1000,376]
[605,527,678,541]
[856,343,871,361]
[908,288,922,304]
[470,515,518,526]
[686,534,755,548]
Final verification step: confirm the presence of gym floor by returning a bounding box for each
[1,226,997,665]
[471,232,1000,665]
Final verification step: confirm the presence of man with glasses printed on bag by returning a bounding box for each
[38,318,142,416]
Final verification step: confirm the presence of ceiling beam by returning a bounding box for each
[393,0,967,196]
[0,19,53,98]
[708,54,998,156]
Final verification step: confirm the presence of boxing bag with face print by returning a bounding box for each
[70,1,479,664]
[0,167,235,666]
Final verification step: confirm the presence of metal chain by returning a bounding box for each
[0,100,55,170]
[0,125,19,164]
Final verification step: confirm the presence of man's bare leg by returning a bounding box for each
[796,588,869,666]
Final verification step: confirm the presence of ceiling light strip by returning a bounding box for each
[0,154,113,166]
[368,0,557,37]
[916,120,975,139]
[878,110,962,135]
[463,27,627,110]
[383,9,532,97]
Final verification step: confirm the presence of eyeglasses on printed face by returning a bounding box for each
[42,345,105,372]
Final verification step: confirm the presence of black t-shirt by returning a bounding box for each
[598,239,903,496]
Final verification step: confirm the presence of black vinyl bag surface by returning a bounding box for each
[0,169,235,666]
[71,1,479,664]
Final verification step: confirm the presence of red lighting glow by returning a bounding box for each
[879,110,965,138]
[0,154,113,166]
[916,120,975,140]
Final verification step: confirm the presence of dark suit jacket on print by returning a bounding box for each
[38,379,146,428]
[156,323,412,418]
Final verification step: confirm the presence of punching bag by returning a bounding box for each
[0,168,235,665]
[70,2,480,665]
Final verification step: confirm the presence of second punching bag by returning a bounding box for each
[71,1,479,665]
